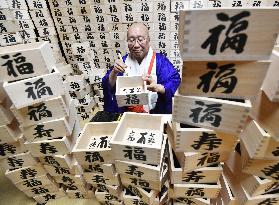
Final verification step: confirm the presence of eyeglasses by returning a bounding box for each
[127,36,147,45]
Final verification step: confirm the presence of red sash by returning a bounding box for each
[127,52,156,113]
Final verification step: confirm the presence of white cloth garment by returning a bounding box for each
[125,47,158,111]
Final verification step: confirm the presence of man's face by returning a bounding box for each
[127,25,150,62]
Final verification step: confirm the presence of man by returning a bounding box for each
[102,23,181,114]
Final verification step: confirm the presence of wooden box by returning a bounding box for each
[0,151,37,170]
[115,76,148,107]
[0,97,13,126]
[219,173,237,205]
[84,172,121,186]
[178,8,279,61]
[5,165,47,183]
[169,144,223,184]
[115,134,168,183]
[0,118,21,143]
[0,42,55,82]
[175,149,230,172]
[173,94,251,135]
[4,69,65,109]
[21,105,76,142]
[179,61,270,99]
[262,49,279,102]
[240,120,279,160]
[169,181,221,199]
[33,189,65,204]
[73,122,118,165]
[250,90,279,140]
[124,184,158,205]
[15,174,56,191]
[240,140,279,181]
[11,95,70,127]
[95,189,120,202]
[0,135,26,159]
[167,121,237,153]
[110,113,164,165]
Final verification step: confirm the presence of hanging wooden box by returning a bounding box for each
[82,163,116,178]
[179,61,270,99]
[73,122,118,165]
[110,113,164,165]
[169,181,221,199]
[95,189,120,202]
[173,94,251,135]
[5,165,47,183]
[174,198,210,205]
[124,184,158,205]
[11,95,70,127]
[0,151,37,170]
[224,163,279,205]
[24,135,73,157]
[115,76,148,107]
[115,134,168,182]
[3,68,64,109]
[167,121,237,153]
[178,8,279,61]
[15,174,56,191]
[84,172,121,186]
[240,140,279,182]
[0,97,13,126]
[39,154,74,169]
[0,42,55,82]
[0,118,21,143]
[240,120,279,160]
[250,90,279,140]
[262,50,279,102]
[23,183,60,197]
[0,135,26,159]
[175,150,230,172]
[169,144,223,184]
[95,184,122,198]
[64,74,87,92]
[33,189,65,204]
[219,173,237,205]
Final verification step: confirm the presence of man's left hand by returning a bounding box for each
[142,74,165,94]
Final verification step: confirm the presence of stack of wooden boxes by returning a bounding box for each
[168,7,279,204]
[110,112,169,205]
[73,121,122,204]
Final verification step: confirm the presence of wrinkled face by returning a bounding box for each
[127,24,150,63]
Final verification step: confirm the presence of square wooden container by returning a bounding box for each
[0,151,37,170]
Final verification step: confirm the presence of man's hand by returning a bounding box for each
[109,59,127,88]
[143,74,165,94]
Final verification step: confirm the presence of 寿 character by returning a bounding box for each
[20,168,37,179]
[1,53,34,77]
[125,94,140,105]
[23,178,42,188]
[189,101,222,127]
[197,62,237,94]
[28,103,52,122]
[97,136,109,148]
[197,152,220,166]
[75,192,84,198]
[44,194,56,201]
[137,132,147,144]
[0,143,16,156]
[7,157,24,168]
[191,132,222,151]
[185,188,205,197]
[85,152,104,163]
[201,11,250,55]
[272,147,279,156]
[258,198,278,205]
[125,165,144,177]
[25,78,53,100]
[43,156,60,166]
[40,143,58,154]
[182,171,205,182]
[261,163,279,180]
[33,124,54,139]
[32,187,49,194]
[93,175,106,184]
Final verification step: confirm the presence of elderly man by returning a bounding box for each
[102,23,181,114]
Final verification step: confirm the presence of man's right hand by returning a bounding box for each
[112,59,127,74]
